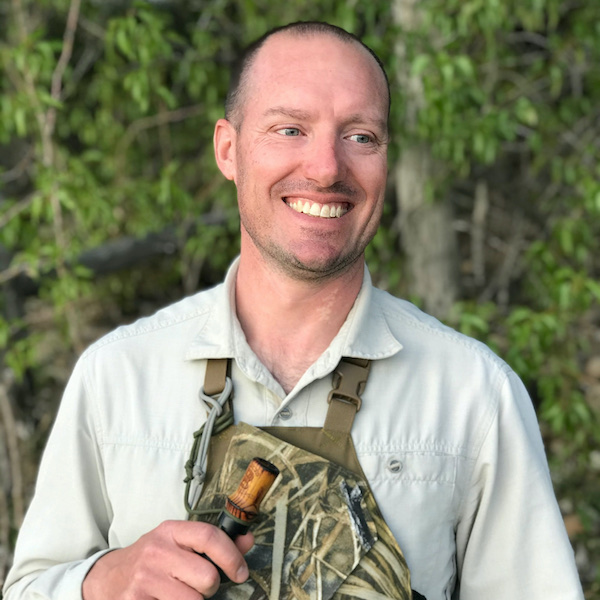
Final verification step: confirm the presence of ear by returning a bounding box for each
[213,118,237,181]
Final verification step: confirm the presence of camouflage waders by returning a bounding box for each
[184,358,414,600]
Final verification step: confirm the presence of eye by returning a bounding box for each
[349,133,372,144]
[276,127,301,137]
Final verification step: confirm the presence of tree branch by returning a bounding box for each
[471,180,489,287]
[0,211,228,289]
[504,31,549,49]
[0,264,30,287]
[116,104,204,162]
[45,0,82,142]
[0,195,34,231]
[0,371,25,528]
[0,147,34,184]
[479,212,527,306]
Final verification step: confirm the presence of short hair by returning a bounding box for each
[225,21,391,128]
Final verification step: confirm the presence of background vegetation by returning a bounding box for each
[1,0,599,596]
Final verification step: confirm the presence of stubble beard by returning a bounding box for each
[247,226,364,283]
[239,202,379,284]
[235,165,380,283]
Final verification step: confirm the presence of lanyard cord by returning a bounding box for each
[183,376,233,518]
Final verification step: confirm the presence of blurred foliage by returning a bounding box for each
[400,0,600,451]
[1,0,600,594]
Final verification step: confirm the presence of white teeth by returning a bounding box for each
[286,199,347,219]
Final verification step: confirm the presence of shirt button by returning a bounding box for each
[387,458,403,474]
[278,407,293,420]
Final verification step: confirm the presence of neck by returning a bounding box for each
[235,246,365,394]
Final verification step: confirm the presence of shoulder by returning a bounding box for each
[364,288,537,461]
[373,287,508,374]
[369,286,525,437]
[80,282,225,361]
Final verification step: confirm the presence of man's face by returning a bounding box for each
[215,32,389,281]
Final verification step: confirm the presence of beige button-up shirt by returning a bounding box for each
[4,260,583,600]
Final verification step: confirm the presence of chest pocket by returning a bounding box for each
[359,450,459,591]
[359,451,458,486]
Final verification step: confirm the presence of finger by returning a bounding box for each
[190,532,254,582]
[192,526,250,584]
[139,565,206,600]
[168,542,241,597]
[187,532,254,594]
[234,532,255,556]
[170,521,250,584]
[179,550,223,598]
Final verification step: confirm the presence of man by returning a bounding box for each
[3,21,583,600]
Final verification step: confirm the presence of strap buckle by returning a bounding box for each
[327,357,371,412]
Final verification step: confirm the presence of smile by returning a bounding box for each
[284,198,349,218]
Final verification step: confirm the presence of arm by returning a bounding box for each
[3,360,112,600]
[2,358,251,600]
[455,369,583,600]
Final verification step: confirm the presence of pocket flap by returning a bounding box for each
[196,423,378,600]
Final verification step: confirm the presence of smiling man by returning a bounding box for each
[214,27,390,393]
[3,21,583,600]
[217,31,388,282]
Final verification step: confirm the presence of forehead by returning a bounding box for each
[243,32,388,124]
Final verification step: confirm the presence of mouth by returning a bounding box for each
[284,198,349,219]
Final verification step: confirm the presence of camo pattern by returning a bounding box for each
[193,423,412,600]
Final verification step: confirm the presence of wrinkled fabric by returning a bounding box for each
[4,259,583,600]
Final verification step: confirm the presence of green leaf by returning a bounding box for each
[116,27,133,59]
[515,97,538,127]
[454,55,474,78]
[14,107,27,136]
[412,54,431,75]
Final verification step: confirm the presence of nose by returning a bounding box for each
[301,136,346,188]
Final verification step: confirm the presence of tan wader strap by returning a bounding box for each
[324,357,371,433]
[203,358,229,396]
[203,357,371,435]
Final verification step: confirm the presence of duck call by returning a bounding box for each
[218,457,280,538]
[196,457,279,578]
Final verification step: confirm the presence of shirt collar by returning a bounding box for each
[184,257,243,361]
[185,257,403,380]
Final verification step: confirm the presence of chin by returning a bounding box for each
[281,252,360,282]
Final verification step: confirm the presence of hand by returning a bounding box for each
[82,520,254,600]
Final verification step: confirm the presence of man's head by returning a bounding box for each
[225,22,391,131]
[213,22,390,282]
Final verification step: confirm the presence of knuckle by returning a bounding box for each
[136,531,170,566]
[203,569,221,598]
[155,519,176,536]
[200,523,222,546]
[141,541,163,564]
[129,567,149,592]
[190,521,224,553]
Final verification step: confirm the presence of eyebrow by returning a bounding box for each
[262,107,313,121]
[263,107,388,133]
[346,113,388,134]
